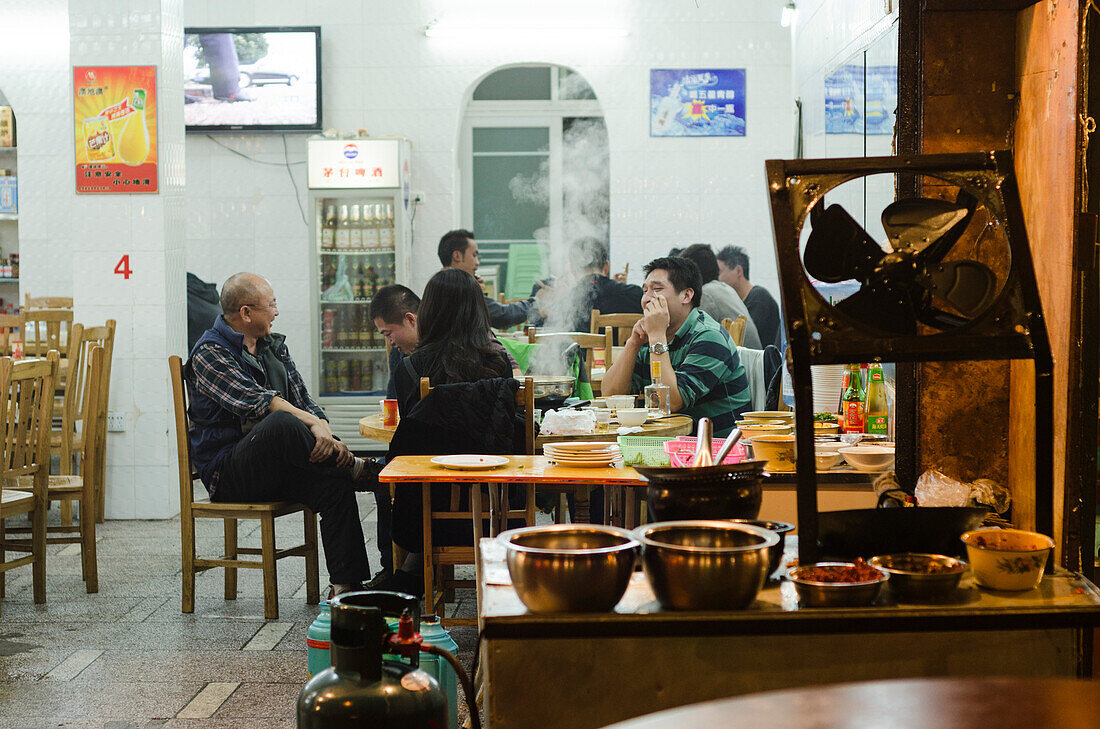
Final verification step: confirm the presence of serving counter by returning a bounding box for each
[476,537,1100,729]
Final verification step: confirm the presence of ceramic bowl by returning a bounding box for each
[605,395,635,410]
[616,408,649,427]
[742,411,794,423]
[837,445,895,472]
[736,418,787,428]
[813,420,841,435]
[815,451,842,471]
[739,423,792,437]
[748,434,796,472]
[960,528,1054,591]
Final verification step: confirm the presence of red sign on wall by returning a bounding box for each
[74,66,158,193]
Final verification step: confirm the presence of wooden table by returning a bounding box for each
[359,413,693,447]
[477,536,1100,729]
[598,677,1100,729]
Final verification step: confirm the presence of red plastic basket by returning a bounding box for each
[664,437,746,467]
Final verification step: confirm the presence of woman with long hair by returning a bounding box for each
[393,267,512,413]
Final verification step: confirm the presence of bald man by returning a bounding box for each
[185,273,376,594]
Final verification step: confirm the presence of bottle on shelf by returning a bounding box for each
[321,305,336,348]
[349,204,363,251]
[379,203,395,249]
[841,363,866,433]
[364,203,381,250]
[864,363,889,435]
[366,263,378,299]
[644,359,672,416]
[349,359,362,391]
[335,205,351,251]
[321,205,336,251]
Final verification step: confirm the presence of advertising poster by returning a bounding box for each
[825,64,897,136]
[74,66,158,193]
[650,69,746,137]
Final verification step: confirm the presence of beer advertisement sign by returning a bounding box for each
[74,66,158,193]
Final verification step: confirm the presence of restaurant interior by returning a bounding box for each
[2,0,1100,727]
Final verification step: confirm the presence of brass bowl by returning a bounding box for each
[636,521,777,610]
[500,524,639,613]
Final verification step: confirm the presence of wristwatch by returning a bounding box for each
[650,341,669,355]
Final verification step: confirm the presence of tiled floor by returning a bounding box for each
[0,491,481,728]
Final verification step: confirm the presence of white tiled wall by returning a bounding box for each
[68,0,187,519]
[184,0,796,390]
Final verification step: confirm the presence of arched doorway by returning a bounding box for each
[461,64,608,300]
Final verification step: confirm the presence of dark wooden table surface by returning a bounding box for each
[599,677,1100,729]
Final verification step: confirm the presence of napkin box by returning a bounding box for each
[0,175,16,215]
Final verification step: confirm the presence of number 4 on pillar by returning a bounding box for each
[114,255,132,280]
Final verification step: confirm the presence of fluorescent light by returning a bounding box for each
[781,2,797,28]
[423,20,629,42]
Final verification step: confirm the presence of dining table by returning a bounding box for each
[596,677,1100,729]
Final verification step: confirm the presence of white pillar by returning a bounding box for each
[70,0,186,518]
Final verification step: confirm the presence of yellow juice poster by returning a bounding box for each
[74,66,158,193]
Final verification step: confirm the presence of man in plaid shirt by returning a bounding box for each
[186,273,377,594]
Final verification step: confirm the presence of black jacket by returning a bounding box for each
[387,376,531,552]
[530,274,643,332]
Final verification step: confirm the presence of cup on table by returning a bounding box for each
[590,408,611,429]
[382,398,399,426]
[605,395,634,411]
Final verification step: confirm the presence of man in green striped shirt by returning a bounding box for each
[601,256,751,437]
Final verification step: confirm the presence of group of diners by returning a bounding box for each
[184,229,776,596]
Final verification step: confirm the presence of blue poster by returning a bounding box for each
[825,64,897,135]
[650,69,746,137]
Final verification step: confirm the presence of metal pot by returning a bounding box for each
[518,375,576,409]
[634,460,768,521]
[636,521,777,610]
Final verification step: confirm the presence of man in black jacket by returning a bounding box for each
[438,229,534,329]
[531,236,642,332]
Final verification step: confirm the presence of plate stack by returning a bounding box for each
[544,441,623,468]
[811,364,847,414]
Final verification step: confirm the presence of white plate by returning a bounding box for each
[430,455,510,471]
[544,446,620,456]
[548,458,621,468]
[544,441,618,452]
[544,453,621,461]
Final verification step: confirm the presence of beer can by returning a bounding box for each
[336,359,349,392]
[324,360,337,394]
[349,359,362,391]
[321,307,336,348]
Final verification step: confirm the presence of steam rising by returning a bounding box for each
[508,116,612,377]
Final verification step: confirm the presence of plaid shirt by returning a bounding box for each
[190,337,326,425]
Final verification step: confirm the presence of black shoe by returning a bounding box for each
[363,570,394,590]
[360,569,424,598]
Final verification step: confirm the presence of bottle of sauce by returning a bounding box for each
[841,363,865,433]
[864,363,889,435]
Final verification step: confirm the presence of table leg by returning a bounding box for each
[575,487,591,523]
[488,484,503,537]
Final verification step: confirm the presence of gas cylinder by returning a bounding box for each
[297,591,448,729]
[383,613,459,729]
[306,599,331,677]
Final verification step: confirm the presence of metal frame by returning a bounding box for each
[765,151,1054,563]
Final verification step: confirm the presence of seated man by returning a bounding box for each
[186,272,377,595]
[370,284,422,399]
[529,236,642,332]
[601,257,751,437]
[438,229,534,329]
[717,244,784,349]
[680,244,762,349]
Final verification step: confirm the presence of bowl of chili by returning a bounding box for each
[787,559,889,607]
[868,553,967,600]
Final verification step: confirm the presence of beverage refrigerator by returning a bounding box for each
[307,137,413,450]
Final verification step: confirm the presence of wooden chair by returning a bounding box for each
[418,376,536,624]
[24,294,73,310]
[591,309,642,347]
[5,348,104,593]
[75,321,116,524]
[721,315,749,346]
[21,309,74,358]
[0,314,20,355]
[169,355,320,620]
[0,353,59,613]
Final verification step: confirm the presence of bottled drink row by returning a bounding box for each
[321,304,386,350]
[321,258,396,301]
[839,362,889,435]
[322,355,389,395]
[321,202,395,251]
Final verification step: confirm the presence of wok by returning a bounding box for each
[816,506,988,559]
[634,460,768,521]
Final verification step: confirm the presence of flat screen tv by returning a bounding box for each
[184,26,321,133]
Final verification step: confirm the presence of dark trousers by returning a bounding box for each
[372,484,392,572]
[213,411,371,584]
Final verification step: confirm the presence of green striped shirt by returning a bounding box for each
[631,309,751,437]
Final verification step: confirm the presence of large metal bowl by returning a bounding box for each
[636,521,777,610]
[500,524,640,613]
[727,519,795,578]
[517,375,576,400]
